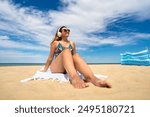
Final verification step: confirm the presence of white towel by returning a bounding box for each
[20,66,108,83]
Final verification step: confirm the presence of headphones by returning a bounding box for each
[57,27,62,37]
[57,26,69,37]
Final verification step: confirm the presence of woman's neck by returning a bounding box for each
[61,37,69,42]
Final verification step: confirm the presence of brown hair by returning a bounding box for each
[50,26,67,45]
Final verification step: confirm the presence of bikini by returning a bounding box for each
[54,41,73,58]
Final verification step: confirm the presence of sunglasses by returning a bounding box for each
[62,28,70,32]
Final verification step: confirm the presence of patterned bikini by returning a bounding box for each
[54,41,73,58]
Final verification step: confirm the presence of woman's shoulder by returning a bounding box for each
[69,40,75,45]
[50,40,60,47]
[69,41,76,49]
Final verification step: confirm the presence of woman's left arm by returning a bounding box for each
[72,41,77,55]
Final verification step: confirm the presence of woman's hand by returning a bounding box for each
[39,69,47,72]
[40,66,47,72]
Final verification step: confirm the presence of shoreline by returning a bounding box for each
[0,63,121,67]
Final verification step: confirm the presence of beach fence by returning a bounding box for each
[120,49,150,66]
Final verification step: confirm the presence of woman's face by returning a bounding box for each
[61,27,70,37]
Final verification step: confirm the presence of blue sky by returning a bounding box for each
[0,0,150,63]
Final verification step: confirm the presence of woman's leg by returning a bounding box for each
[50,49,88,88]
[72,53,112,88]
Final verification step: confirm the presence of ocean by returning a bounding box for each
[0,63,120,66]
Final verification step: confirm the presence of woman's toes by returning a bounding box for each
[71,78,88,89]
[85,83,89,87]
[91,78,112,88]
[106,82,112,88]
[100,81,112,88]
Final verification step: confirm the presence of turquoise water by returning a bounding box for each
[0,63,44,66]
[0,63,120,66]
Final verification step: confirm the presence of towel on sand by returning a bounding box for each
[120,49,150,66]
[21,66,108,83]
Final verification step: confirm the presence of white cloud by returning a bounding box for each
[0,35,9,40]
[0,35,48,51]
[0,49,47,63]
[0,0,150,62]
[49,0,150,46]
[0,0,53,46]
[0,0,150,47]
[0,0,149,47]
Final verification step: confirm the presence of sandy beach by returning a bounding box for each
[0,64,150,100]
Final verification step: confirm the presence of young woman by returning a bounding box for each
[41,26,112,89]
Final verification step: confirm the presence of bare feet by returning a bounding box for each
[70,76,89,89]
[87,76,112,88]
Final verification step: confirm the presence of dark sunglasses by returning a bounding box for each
[62,28,70,32]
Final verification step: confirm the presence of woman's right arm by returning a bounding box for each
[41,41,57,72]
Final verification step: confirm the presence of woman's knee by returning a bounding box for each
[72,53,81,61]
[73,53,80,59]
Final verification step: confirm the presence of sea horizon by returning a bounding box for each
[0,63,120,66]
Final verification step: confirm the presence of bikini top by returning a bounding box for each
[54,41,73,58]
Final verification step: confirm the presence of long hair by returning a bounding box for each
[50,26,67,45]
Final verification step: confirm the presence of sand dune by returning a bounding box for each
[0,64,150,100]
